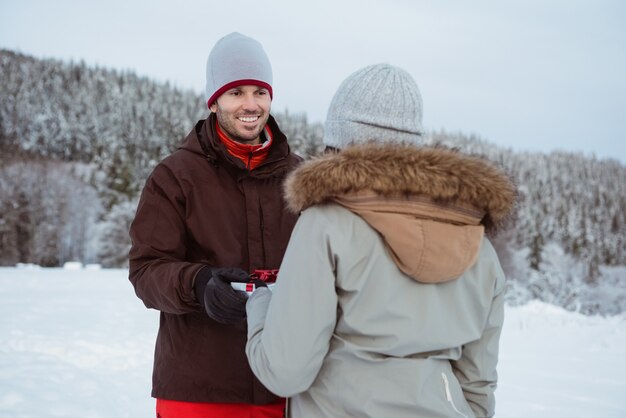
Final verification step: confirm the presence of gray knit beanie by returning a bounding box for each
[205,32,273,108]
[324,64,423,149]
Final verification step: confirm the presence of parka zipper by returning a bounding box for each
[441,372,469,418]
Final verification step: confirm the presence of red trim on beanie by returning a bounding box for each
[207,79,273,108]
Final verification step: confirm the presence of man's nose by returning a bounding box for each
[241,93,258,110]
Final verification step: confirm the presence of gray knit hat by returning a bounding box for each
[205,32,273,107]
[324,64,423,149]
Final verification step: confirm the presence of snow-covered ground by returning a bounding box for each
[0,267,624,418]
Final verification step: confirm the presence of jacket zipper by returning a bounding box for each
[441,372,469,418]
[247,151,253,171]
[259,198,266,266]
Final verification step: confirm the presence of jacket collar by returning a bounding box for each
[179,113,292,177]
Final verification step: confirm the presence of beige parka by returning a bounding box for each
[246,143,517,417]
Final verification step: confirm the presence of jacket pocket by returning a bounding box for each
[441,372,470,418]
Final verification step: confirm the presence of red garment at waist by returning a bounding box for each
[156,398,285,418]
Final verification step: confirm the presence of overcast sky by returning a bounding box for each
[1,0,625,163]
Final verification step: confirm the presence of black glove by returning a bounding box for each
[194,267,250,324]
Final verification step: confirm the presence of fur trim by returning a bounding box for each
[284,142,517,231]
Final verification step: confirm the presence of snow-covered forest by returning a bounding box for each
[1,49,624,314]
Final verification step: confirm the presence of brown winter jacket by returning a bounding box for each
[128,113,301,404]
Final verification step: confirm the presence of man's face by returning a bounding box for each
[210,85,271,145]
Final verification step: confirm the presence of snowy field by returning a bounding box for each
[0,266,625,418]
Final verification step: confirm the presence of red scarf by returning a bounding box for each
[216,121,273,170]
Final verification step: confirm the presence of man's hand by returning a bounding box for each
[194,267,250,324]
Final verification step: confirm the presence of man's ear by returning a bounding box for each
[209,102,218,113]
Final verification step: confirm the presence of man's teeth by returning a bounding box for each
[239,116,259,122]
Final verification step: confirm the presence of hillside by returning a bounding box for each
[0,49,624,314]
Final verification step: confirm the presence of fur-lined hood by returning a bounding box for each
[284,143,517,283]
[284,143,516,232]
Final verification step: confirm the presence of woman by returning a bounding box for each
[245,64,516,418]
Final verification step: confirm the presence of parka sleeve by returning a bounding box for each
[128,163,204,314]
[245,207,338,397]
[451,241,506,418]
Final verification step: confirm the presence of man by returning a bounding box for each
[129,32,301,417]
[245,64,516,417]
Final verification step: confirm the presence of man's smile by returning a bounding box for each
[238,115,260,123]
